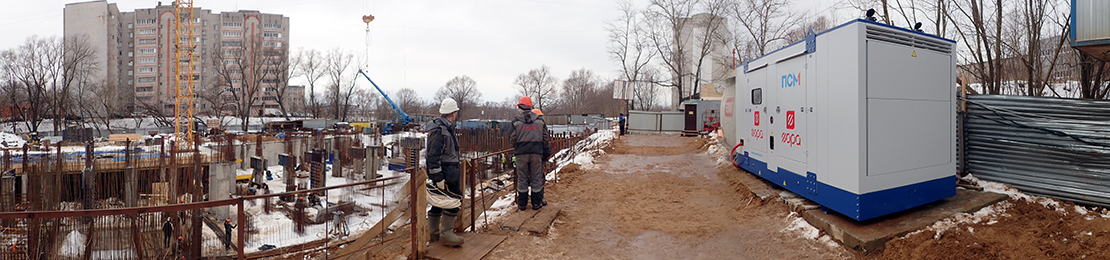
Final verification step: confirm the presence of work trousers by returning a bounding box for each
[515,154,545,194]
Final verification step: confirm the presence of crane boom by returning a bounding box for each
[357,69,411,127]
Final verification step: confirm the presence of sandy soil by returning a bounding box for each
[483,134,852,259]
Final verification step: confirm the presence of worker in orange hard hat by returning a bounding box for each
[224,218,237,250]
[531,108,544,117]
[511,96,551,211]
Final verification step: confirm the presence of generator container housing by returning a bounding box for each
[734,19,957,221]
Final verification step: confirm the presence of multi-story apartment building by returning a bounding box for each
[64,1,299,116]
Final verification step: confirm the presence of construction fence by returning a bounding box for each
[963,94,1110,208]
[0,127,599,259]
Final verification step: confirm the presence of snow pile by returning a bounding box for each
[546,130,617,181]
[782,212,840,249]
[0,132,26,149]
[59,230,86,257]
[705,133,731,166]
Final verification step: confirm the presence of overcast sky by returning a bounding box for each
[1,0,845,105]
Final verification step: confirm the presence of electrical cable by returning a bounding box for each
[964,98,1110,148]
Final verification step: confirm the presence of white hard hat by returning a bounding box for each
[439,98,459,114]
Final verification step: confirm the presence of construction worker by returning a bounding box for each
[176,236,184,258]
[424,98,464,247]
[512,97,551,211]
[224,218,237,250]
[162,218,173,248]
[619,113,627,135]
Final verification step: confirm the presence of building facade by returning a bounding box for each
[673,13,732,108]
[64,1,297,116]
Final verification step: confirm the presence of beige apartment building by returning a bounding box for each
[64,1,299,116]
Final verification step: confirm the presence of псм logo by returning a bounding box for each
[781,72,801,88]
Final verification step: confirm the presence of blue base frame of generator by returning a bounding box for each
[736,152,956,221]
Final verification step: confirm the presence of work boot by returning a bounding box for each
[439,213,464,247]
[531,191,547,210]
[427,214,440,242]
[517,192,529,211]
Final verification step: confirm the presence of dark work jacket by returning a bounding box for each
[511,111,551,156]
[424,117,460,174]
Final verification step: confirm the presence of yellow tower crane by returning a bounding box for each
[173,0,197,149]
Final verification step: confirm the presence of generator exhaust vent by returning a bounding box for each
[865,26,951,54]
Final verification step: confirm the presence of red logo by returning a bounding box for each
[786,111,795,130]
[754,111,760,126]
[724,98,734,117]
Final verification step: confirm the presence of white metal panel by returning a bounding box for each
[774,55,808,167]
[628,111,659,132]
[1075,0,1110,42]
[865,99,951,176]
[745,67,769,158]
[866,41,951,101]
[660,111,685,132]
[820,24,866,194]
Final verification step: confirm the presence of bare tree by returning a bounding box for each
[350,88,380,121]
[560,69,601,114]
[946,0,1006,94]
[210,33,284,131]
[646,0,730,105]
[297,49,326,118]
[513,65,559,110]
[434,75,482,119]
[607,0,658,110]
[0,36,84,134]
[324,49,354,121]
[634,68,664,110]
[394,88,422,119]
[272,46,301,120]
[730,0,802,60]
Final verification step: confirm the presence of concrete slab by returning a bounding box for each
[802,189,1008,252]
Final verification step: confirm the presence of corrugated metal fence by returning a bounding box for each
[964,95,1110,207]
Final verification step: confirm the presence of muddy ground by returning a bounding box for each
[483,134,852,259]
[479,133,1110,260]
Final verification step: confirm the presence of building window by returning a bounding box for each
[137,19,156,25]
[263,42,282,48]
[138,39,156,44]
[138,77,156,83]
[137,86,154,92]
[128,23,133,28]
[139,48,156,54]
[264,24,282,29]
[223,22,243,27]
[138,58,156,64]
[139,67,155,73]
[222,31,243,38]
[222,41,242,47]
[263,32,281,38]
[128,51,133,57]
[139,29,156,35]
[128,71,133,76]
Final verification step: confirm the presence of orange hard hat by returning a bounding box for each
[517,96,533,108]
[531,109,544,116]
[178,236,183,240]
[226,218,231,222]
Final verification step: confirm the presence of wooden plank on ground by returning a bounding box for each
[425,233,507,260]
[520,206,561,234]
[453,192,506,232]
[498,208,539,231]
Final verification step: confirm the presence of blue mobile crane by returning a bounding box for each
[357,69,411,133]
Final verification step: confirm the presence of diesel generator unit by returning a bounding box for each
[734,19,957,221]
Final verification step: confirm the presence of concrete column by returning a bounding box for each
[207,161,233,221]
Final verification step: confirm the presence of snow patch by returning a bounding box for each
[0,132,26,149]
[782,212,840,249]
[59,230,86,257]
[546,130,617,181]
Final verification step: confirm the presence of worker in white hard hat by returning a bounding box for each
[423,98,464,247]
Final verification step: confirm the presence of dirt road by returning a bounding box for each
[483,134,852,259]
